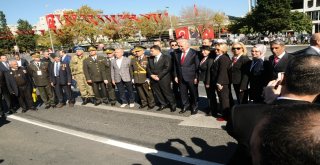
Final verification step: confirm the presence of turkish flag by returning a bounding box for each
[198,25,214,39]
[46,14,56,29]
[175,27,189,39]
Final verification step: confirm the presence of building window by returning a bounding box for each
[308,0,314,8]
[291,0,304,9]
[313,11,319,20]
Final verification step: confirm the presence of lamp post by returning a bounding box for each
[166,7,174,40]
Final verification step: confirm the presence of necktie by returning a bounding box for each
[5,62,9,69]
[37,62,40,67]
[274,56,279,65]
[55,62,59,76]
[232,57,237,64]
[154,57,158,64]
[181,52,186,65]
[200,57,207,65]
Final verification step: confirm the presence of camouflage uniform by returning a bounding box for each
[69,54,94,103]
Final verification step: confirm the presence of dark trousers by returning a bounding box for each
[136,82,155,107]
[38,85,55,106]
[106,82,116,104]
[217,84,231,119]
[151,80,175,106]
[54,81,74,103]
[92,81,108,102]
[2,86,11,111]
[233,84,248,104]
[116,80,134,104]
[179,79,198,109]
[17,85,34,110]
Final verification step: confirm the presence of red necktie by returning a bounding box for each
[181,52,186,65]
[232,57,237,64]
[274,56,279,65]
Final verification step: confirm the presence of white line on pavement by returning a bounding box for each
[8,115,222,165]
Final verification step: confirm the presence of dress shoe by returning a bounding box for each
[147,105,155,110]
[21,109,27,113]
[81,98,88,105]
[51,105,56,108]
[179,106,189,114]
[111,102,116,106]
[44,105,51,109]
[139,105,147,109]
[31,107,38,111]
[69,103,74,107]
[191,106,198,115]
[94,100,101,106]
[157,105,167,111]
[170,105,177,112]
[103,100,109,105]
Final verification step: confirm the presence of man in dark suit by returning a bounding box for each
[292,33,320,56]
[50,54,74,108]
[83,46,109,106]
[59,50,72,64]
[5,60,35,112]
[268,40,294,79]
[28,53,55,109]
[14,53,29,68]
[226,55,320,165]
[147,45,176,112]
[0,54,15,113]
[174,39,199,115]
[169,40,181,100]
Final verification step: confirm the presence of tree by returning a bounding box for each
[16,19,36,51]
[246,0,291,35]
[0,11,15,54]
[36,31,61,49]
[289,11,312,33]
[212,12,229,38]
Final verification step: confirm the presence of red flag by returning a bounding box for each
[80,15,91,23]
[104,15,112,22]
[152,14,158,23]
[194,4,198,16]
[140,14,152,19]
[46,14,56,29]
[198,25,214,39]
[110,15,118,24]
[64,14,74,25]
[87,14,98,25]
[97,15,105,23]
[54,14,62,25]
[175,27,189,39]
[39,30,45,35]
[71,14,77,21]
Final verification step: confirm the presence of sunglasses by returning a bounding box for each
[232,47,242,50]
[171,44,178,46]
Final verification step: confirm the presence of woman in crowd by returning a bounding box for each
[207,43,231,120]
[198,45,214,116]
[230,42,251,104]
[248,44,273,103]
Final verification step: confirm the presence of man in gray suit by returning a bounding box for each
[293,33,320,56]
[111,48,135,108]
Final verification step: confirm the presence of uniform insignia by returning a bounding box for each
[23,70,26,73]
[10,72,12,74]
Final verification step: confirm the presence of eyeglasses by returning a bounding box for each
[171,44,178,47]
[232,47,242,50]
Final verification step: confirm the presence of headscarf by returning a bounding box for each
[254,44,267,57]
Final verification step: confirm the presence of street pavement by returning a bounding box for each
[0,45,308,165]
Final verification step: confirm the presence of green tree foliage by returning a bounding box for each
[212,12,229,38]
[0,11,15,54]
[16,19,36,51]
[290,11,312,33]
[36,30,61,49]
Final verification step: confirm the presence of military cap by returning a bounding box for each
[74,46,85,51]
[104,48,115,54]
[88,46,97,51]
[132,45,146,52]
[31,52,41,58]
[200,45,211,51]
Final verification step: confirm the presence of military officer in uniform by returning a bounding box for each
[5,60,36,112]
[70,46,94,105]
[103,48,117,106]
[131,46,155,109]
[83,46,109,106]
[28,53,55,109]
[50,54,75,108]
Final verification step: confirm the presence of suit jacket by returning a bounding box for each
[61,55,72,64]
[83,56,108,82]
[147,54,172,84]
[5,67,31,96]
[198,57,213,83]
[111,56,132,83]
[292,46,320,56]
[49,62,72,85]
[19,58,29,68]
[0,62,10,72]
[27,61,50,87]
[207,54,231,85]
[174,48,199,81]
[248,59,273,91]
[269,53,294,79]
[230,55,251,90]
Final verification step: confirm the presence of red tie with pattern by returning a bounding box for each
[181,52,186,65]
[274,56,279,65]
[232,57,237,64]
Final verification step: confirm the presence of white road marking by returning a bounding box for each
[8,115,222,165]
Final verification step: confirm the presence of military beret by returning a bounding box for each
[74,46,85,51]
[31,52,41,58]
[132,45,146,52]
[104,48,115,54]
[88,46,97,51]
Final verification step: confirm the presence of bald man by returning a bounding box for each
[293,33,320,56]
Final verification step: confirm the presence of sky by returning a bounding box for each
[1,0,249,25]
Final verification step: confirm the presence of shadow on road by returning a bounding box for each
[141,137,236,165]
[0,159,4,164]
[0,117,10,127]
